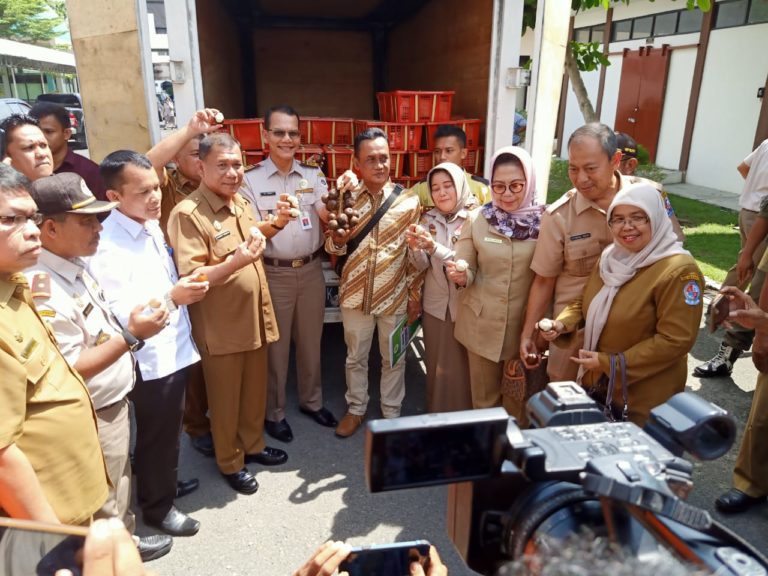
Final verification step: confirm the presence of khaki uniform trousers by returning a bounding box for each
[341,307,405,418]
[265,258,325,422]
[466,350,523,420]
[183,362,210,438]
[94,398,135,533]
[201,346,268,474]
[733,371,768,497]
[422,310,472,413]
[722,208,768,351]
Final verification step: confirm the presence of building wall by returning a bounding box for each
[687,23,768,193]
[387,0,493,121]
[598,53,623,129]
[196,0,244,118]
[252,29,373,119]
[655,46,696,169]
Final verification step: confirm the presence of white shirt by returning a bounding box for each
[740,139,768,211]
[88,209,200,380]
[26,249,135,410]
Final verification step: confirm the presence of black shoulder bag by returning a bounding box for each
[334,184,404,277]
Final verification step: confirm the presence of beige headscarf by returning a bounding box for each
[581,183,689,358]
[427,162,471,220]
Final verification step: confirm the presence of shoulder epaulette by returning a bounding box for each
[299,158,323,169]
[547,189,576,212]
[626,175,663,191]
[31,273,51,299]
[470,174,490,185]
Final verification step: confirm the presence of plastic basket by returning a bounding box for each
[300,117,355,146]
[353,120,424,151]
[243,150,266,167]
[323,145,355,179]
[407,151,434,178]
[224,119,264,150]
[377,91,455,123]
[426,119,482,150]
[462,147,484,174]
[295,145,325,170]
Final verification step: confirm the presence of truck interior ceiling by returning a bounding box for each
[200,0,493,122]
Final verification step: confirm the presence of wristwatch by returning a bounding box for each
[121,329,145,352]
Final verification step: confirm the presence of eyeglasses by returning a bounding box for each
[491,181,525,195]
[267,129,301,140]
[608,215,649,229]
[0,212,43,227]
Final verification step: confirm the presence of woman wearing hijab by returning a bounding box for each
[540,183,703,425]
[445,147,544,416]
[407,162,477,412]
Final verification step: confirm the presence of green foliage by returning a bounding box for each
[636,143,651,165]
[0,0,66,43]
[570,41,610,72]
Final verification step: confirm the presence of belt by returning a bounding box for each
[263,248,323,269]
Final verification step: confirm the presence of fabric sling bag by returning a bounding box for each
[333,184,404,277]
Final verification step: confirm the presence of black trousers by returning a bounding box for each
[130,365,189,524]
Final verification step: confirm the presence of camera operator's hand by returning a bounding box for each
[55,518,154,576]
[537,319,563,342]
[570,349,600,370]
[293,541,353,576]
[411,546,448,576]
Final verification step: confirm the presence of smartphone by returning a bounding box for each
[0,517,88,576]
[339,540,431,576]
[707,293,729,333]
[365,408,509,493]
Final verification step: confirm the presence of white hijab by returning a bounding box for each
[581,183,689,356]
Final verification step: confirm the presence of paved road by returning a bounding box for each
[141,298,767,575]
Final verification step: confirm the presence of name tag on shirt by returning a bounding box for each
[570,233,591,241]
[260,191,277,197]
[215,230,231,240]
[484,237,502,244]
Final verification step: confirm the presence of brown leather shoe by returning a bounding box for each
[335,413,364,438]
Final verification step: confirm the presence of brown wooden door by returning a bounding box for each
[614,45,671,163]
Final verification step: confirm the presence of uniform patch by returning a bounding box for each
[683,280,701,306]
[95,330,111,345]
[38,309,55,318]
[570,233,591,241]
[31,273,50,299]
[680,272,700,282]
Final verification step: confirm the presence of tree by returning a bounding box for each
[524,0,712,123]
[0,0,66,44]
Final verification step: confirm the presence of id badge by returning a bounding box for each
[300,210,313,230]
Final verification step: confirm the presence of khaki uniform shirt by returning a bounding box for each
[241,158,328,259]
[160,167,199,243]
[411,170,491,209]
[325,182,421,316]
[0,274,108,524]
[557,254,703,424]
[531,172,673,313]
[25,249,135,410]
[452,211,536,363]
[168,183,279,356]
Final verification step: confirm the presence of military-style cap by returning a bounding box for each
[30,173,118,216]
[615,132,638,158]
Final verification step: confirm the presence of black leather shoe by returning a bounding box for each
[300,406,338,428]
[147,506,200,537]
[190,432,215,457]
[222,467,259,495]
[245,446,288,466]
[265,419,294,443]
[175,478,199,499]
[137,534,173,562]
[715,489,766,513]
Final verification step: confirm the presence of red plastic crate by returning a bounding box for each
[243,150,266,167]
[296,145,325,170]
[323,145,355,179]
[300,117,355,146]
[389,151,407,178]
[353,120,424,151]
[224,119,264,150]
[407,151,434,178]
[462,147,484,174]
[377,91,455,123]
[426,119,483,150]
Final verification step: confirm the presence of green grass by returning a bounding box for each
[546,159,739,283]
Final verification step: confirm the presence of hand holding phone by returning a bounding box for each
[339,540,431,576]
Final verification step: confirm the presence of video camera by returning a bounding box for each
[365,382,768,575]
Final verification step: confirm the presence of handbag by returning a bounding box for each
[334,184,404,277]
[500,356,549,427]
[587,352,629,422]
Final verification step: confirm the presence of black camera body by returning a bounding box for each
[365,382,766,576]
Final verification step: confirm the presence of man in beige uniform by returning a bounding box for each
[0,164,108,527]
[519,123,682,381]
[24,173,173,561]
[168,132,286,495]
[241,105,337,443]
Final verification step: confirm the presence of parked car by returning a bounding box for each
[0,97,31,121]
[36,93,88,149]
